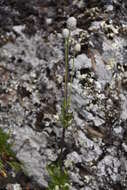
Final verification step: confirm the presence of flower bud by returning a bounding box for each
[62,28,69,38]
[67,17,77,30]
[74,43,81,52]
[46,18,52,25]
[55,185,59,190]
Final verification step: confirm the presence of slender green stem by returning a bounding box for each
[59,127,65,169]
[68,51,75,107]
[59,35,70,170]
[64,37,69,109]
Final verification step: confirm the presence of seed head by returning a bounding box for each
[67,17,77,30]
[62,28,70,38]
[74,43,81,52]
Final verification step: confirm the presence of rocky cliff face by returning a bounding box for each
[0,0,127,189]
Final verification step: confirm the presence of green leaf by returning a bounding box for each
[60,100,73,129]
[0,128,22,174]
[47,163,70,190]
[0,128,15,157]
[0,160,4,170]
[8,161,21,172]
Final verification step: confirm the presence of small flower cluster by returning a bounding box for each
[62,17,81,53]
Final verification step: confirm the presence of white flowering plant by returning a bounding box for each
[60,17,81,164]
[47,16,81,190]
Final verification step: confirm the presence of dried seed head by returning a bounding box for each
[74,43,81,52]
[67,17,77,30]
[62,28,70,38]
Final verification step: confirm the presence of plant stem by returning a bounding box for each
[64,37,69,108]
[59,37,69,170]
[68,51,75,107]
[59,127,65,169]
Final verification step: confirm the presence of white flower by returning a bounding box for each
[46,18,52,25]
[13,184,22,190]
[62,28,70,38]
[74,43,81,52]
[55,185,60,190]
[67,17,77,30]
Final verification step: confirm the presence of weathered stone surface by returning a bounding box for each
[0,0,127,189]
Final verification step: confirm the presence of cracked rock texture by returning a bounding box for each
[0,0,127,189]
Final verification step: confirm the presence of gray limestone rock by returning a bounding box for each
[0,1,127,189]
[70,54,92,71]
